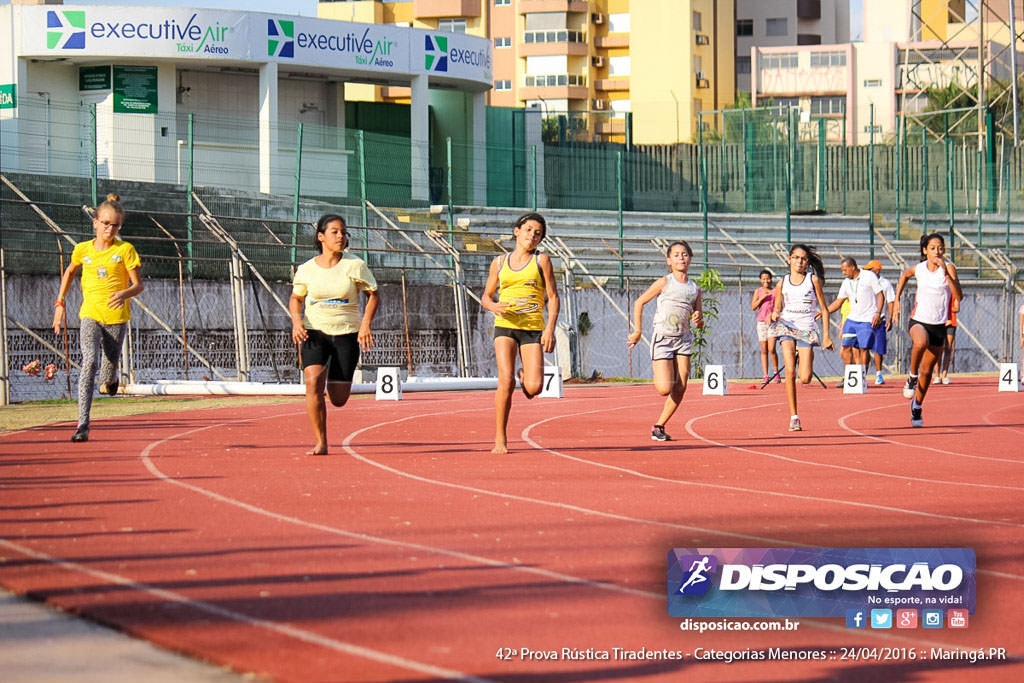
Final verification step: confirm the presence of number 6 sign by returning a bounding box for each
[702,365,727,395]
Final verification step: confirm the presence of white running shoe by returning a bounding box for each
[902,376,918,399]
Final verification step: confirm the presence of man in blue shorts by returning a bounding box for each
[827,257,885,374]
[865,260,896,384]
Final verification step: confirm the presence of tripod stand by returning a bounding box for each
[759,349,826,390]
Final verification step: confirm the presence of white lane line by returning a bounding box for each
[0,537,492,683]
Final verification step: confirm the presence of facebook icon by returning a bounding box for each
[846,609,867,628]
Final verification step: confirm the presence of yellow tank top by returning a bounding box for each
[495,252,545,331]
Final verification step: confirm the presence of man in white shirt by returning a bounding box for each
[827,257,885,371]
[865,260,897,385]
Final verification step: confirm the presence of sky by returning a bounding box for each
[0,0,321,16]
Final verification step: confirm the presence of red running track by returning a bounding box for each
[1,378,1023,682]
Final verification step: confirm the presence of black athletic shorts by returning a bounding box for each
[494,327,542,345]
[300,329,359,382]
[909,319,947,348]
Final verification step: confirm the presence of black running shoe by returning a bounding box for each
[70,427,89,442]
[99,381,119,395]
[911,402,923,428]
[651,425,671,442]
[902,376,918,400]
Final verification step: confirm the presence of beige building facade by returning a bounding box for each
[320,0,736,144]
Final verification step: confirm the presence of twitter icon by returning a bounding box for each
[870,609,892,629]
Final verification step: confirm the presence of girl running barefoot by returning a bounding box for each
[893,233,962,428]
[627,241,704,442]
[769,244,833,432]
[53,194,144,443]
[481,213,560,454]
[290,215,380,455]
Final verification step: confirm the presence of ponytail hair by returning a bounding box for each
[667,240,693,258]
[790,243,825,287]
[96,193,125,220]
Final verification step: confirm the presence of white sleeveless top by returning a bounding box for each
[779,273,818,331]
[653,275,700,337]
[910,261,951,325]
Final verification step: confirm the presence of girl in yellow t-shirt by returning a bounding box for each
[481,213,560,454]
[53,194,144,442]
[289,214,380,456]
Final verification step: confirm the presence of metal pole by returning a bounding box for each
[0,248,8,405]
[922,124,928,233]
[896,111,903,237]
[186,113,195,275]
[869,104,875,258]
[1012,0,1021,145]
[785,162,792,244]
[90,103,98,208]
[291,122,303,269]
[1006,138,1012,251]
[699,112,708,269]
[531,144,538,211]
[446,136,454,270]
[817,117,825,211]
[945,112,954,244]
[616,150,623,287]
[742,109,750,212]
[357,130,368,261]
[842,113,848,215]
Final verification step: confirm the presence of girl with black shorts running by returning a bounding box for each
[290,215,380,455]
[894,233,962,428]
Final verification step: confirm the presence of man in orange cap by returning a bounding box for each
[865,260,896,384]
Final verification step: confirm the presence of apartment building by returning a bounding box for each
[735,0,851,94]
[319,0,735,144]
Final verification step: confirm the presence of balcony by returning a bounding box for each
[596,34,629,49]
[519,75,588,101]
[519,0,590,13]
[595,78,629,91]
[797,0,821,20]
[596,117,627,136]
[413,0,481,19]
[521,30,589,56]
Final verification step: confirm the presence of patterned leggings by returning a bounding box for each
[77,318,126,431]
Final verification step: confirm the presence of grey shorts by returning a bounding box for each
[756,320,774,342]
[652,333,693,361]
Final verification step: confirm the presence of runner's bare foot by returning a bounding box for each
[307,444,328,455]
[491,442,508,454]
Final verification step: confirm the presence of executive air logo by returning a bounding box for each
[424,34,448,72]
[268,19,294,58]
[47,10,86,50]
[667,548,975,619]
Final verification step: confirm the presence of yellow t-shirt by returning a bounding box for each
[292,255,378,336]
[71,238,141,325]
[494,252,545,331]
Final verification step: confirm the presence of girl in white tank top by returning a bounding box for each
[894,233,963,427]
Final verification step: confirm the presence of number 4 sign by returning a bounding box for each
[539,365,563,398]
[998,363,1020,392]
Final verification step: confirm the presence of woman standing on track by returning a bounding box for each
[938,295,960,384]
[769,244,833,432]
[894,233,962,428]
[627,241,704,442]
[290,214,379,455]
[52,193,144,443]
[481,212,560,454]
[750,269,780,384]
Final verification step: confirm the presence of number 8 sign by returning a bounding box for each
[375,367,402,401]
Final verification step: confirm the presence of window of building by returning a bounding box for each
[609,56,630,77]
[523,74,587,87]
[762,52,798,69]
[495,0,510,5]
[863,78,883,87]
[737,19,753,36]
[608,13,630,33]
[769,97,799,109]
[693,11,702,31]
[766,18,787,37]
[863,125,882,133]
[523,30,585,44]
[438,18,467,33]
[810,51,846,67]
[611,99,631,114]
[810,96,845,115]
[494,37,511,48]
[736,56,751,74]
[494,80,512,91]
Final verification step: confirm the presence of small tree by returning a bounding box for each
[691,269,724,378]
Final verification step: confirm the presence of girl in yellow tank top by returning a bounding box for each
[481,213,560,454]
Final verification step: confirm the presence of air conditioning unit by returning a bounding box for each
[695,71,707,80]
[592,12,605,24]
[696,34,710,45]
[592,55,605,68]
[592,98,607,110]
[696,78,710,89]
